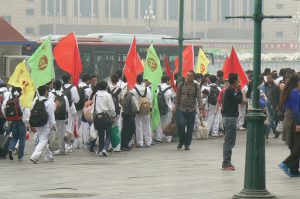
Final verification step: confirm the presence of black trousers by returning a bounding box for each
[284,130,300,174]
[0,118,6,135]
[121,113,135,149]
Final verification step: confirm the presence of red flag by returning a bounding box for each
[173,45,194,77]
[222,56,229,79]
[222,47,248,88]
[164,55,177,92]
[53,32,83,86]
[124,36,144,89]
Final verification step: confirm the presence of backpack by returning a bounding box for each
[29,99,49,128]
[122,92,138,117]
[5,96,23,121]
[75,86,89,111]
[53,93,67,120]
[107,86,122,115]
[63,85,72,107]
[157,85,171,116]
[134,86,151,115]
[208,85,220,106]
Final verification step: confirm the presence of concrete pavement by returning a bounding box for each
[0,131,299,199]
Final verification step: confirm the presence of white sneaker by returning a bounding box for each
[238,127,246,131]
[102,150,108,157]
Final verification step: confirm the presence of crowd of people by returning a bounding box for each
[0,67,300,176]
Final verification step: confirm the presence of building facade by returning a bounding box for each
[0,0,299,42]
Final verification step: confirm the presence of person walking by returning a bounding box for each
[278,75,300,177]
[30,85,56,164]
[263,73,281,141]
[222,73,243,170]
[175,71,202,150]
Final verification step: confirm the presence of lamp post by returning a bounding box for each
[292,11,300,43]
[225,0,291,198]
[144,2,156,33]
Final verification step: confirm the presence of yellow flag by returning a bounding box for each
[8,61,36,109]
[195,48,210,74]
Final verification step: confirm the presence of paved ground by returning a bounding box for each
[0,131,299,199]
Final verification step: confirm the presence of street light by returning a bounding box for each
[292,11,300,43]
[144,3,156,33]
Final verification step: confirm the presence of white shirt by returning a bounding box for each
[133,84,152,107]
[108,84,122,100]
[275,76,283,85]
[117,79,127,90]
[34,96,56,128]
[92,90,116,117]
[158,83,173,109]
[79,82,93,100]
[64,83,80,114]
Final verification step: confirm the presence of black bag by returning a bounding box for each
[107,86,122,115]
[0,132,12,157]
[63,85,73,107]
[93,95,112,130]
[157,85,171,116]
[208,85,220,106]
[75,86,89,111]
[29,99,49,128]
[122,92,138,117]
[54,93,67,120]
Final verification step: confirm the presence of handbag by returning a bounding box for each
[195,117,209,139]
[83,100,94,122]
[163,113,176,136]
[89,124,98,141]
[49,130,60,151]
[93,94,112,130]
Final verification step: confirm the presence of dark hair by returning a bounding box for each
[38,85,48,96]
[187,70,195,77]
[264,68,271,75]
[53,79,62,90]
[110,74,119,84]
[228,73,238,85]
[82,74,92,82]
[99,81,108,91]
[279,68,287,77]
[136,74,143,84]
[202,89,209,96]
[91,75,97,79]
[279,74,300,110]
[11,86,22,97]
[200,78,208,88]
[209,75,217,84]
[195,73,203,80]
[161,75,169,83]
[217,70,224,78]
[62,74,72,84]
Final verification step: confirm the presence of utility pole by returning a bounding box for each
[225,1,291,198]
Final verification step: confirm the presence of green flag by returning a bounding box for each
[144,44,163,130]
[28,37,55,88]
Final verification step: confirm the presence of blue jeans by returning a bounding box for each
[8,120,26,159]
[176,110,196,147]
[266,105,278,138]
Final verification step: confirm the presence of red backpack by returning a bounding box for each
[5,97,23,121]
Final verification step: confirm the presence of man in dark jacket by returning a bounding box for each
[264,73,281,141]
[222,73,243,170]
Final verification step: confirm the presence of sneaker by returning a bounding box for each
[279,162,291,177]
[102,150,108,157]
[121,147,130,151]
[53,150,65,156]
[177,144,183,149]
[222,165,236,171]
[30,158,38,164]
[107,148,114,153]
[8,151,14,160]
[185,146,190,151]
[265,138,269,144]
[238,127,246,131]
[274,132,281,139]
